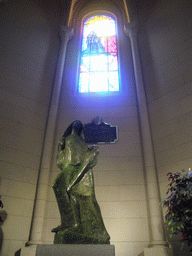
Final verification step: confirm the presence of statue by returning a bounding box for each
[52,121,110,244]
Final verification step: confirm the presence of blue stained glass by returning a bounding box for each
[81,56,90,72]
[82,37,88,52]
[109,71,119,91]
[79,15,120,93]
[109,56,118,71]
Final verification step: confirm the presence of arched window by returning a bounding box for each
[78,15,120,93]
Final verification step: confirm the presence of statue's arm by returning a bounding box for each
[67,146,99,192]
[53,137,69,188]
[66,162,89,193]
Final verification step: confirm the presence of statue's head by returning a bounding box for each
[63,120,83,139]
[58,121,88,166]
[59,121,84,151]
[57,121,99,169]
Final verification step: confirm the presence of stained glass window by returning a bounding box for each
[79,15,120,93]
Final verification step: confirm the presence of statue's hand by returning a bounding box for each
[84,146,99,168]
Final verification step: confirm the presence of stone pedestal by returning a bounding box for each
[144,246,173,256]
[21,244,115,256]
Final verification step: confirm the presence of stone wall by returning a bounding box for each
[138,0,192,254]
[0,0,60,254]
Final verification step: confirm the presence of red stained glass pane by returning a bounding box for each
[108,36,117,54]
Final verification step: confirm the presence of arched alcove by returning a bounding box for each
[70,0,129,28]
[42,2,147,256]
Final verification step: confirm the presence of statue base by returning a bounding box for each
[54,229,110,244]
[20,244,115,256]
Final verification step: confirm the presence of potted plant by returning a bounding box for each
[161,169,192,253]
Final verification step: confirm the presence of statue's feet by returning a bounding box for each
[52,224,81,233]
[51,225,65,233]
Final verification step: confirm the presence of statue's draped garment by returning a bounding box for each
[52,121,110,244]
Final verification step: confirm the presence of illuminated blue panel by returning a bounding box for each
[81,56,90,72]
[109,71,119,91]
[109,55,118,71]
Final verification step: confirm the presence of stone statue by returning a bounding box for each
[52,121,110,244]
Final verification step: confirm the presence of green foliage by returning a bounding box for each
[161,170,192,253]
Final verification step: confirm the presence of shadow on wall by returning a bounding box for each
[0,210,7,254]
